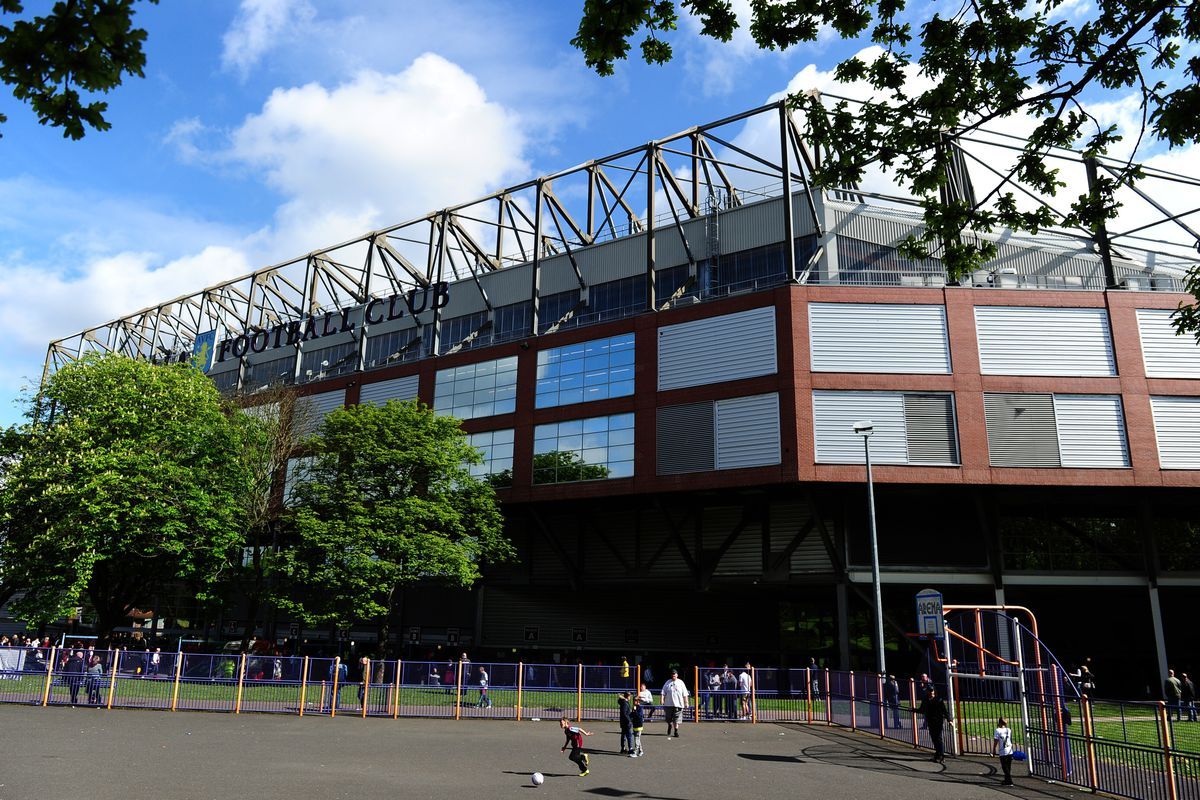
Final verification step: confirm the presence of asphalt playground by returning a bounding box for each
[0,704,1093,800]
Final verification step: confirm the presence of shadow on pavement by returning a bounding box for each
[785,725,1091,798]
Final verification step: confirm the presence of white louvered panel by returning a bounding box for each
[983,393,1061,467]
[658,306,777,390]
[1138,309,1200,378]
[359,375,420,406]
[715,393,781,469]
[1052,395,1130,468]
[811,391,907,463]
[809,303,951,374]
[975,306,1116,376]
[1149,396,1200,469]
[295,389,345,436]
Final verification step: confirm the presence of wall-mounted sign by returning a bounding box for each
[215,283,450,364]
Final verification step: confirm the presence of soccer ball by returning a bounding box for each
[531,772,544,786]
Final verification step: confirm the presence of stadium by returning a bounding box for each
[41,98,1200,696]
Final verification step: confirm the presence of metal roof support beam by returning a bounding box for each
[780,102,797,283]
[529,181,544,336]
[646,145,657,311]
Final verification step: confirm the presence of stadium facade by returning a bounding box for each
[45,100,1200,694]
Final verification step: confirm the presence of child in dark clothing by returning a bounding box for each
[560,716,593,776]
[618,692,634,754]
[629,696,645,757]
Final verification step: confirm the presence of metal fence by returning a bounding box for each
[4,645,1197,800]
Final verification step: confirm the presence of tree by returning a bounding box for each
[0,0,157,139]
[573,1,1200,326]
[270,400,512,654]
[231,386,317,652]
[0,352,254,636]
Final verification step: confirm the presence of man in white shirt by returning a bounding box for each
[737,664,753,719]
[660,669,690,738]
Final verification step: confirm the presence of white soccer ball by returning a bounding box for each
[531,772,545,786]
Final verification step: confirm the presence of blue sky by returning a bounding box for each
[0,1,1195,426]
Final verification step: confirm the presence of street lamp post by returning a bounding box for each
[853,420,887,678]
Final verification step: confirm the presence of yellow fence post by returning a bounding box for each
[576,663,583,723]
[694,666,701,723]
[318,680,326,714]
[170,652,184,711]
[40,646,57,707]
[393,659,402,719]
[751,666,758,724]
[636,663,641,695]
[849,671,857,731]
[516,662,523,721]
[361,658,370,719]
[106,650,119,709]
[454,660,463,720]
[299,656,309,717]
[234,653,247,714]
[1158,701,1178,800]
[330,657,341,718]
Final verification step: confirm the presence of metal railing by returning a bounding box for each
[4,646,1196,799]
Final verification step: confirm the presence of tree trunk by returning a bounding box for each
[377,585,397,658]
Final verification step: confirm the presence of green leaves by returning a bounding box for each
[0,353,254,630]
[572,0,1200,296]
[0,0,157,139]
[270,400,511,630]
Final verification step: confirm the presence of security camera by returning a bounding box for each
[852,420,874,435]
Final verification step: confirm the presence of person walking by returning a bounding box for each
[992,716,1015,786]
[476,665,492,708]
[1182,673,1197,722]
[85,656,105,705]
[884,674,901,729]
[1165,669,1183,721]
[918,687,953,763]
[661,669,691,738]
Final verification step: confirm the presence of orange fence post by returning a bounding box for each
[1158,701,1178,800]
[454,660,463,720]
[877,674,885,738]
[41,646,57,707]
[516,662,524,721]
[824,669,831,726]
[330,656,341,718]
[909,679,918,747]
[170,652,184,711]
[636,663,642,695]
[318,680,326,714]
[299,656,309,716]
[234,653,247,714]
[806,667,813,723]
[106,650,120,710]
[849,671,857,730]
[694,666,701,723]
[361,658,370,718]
[393,659,402,719]
[750,666,758,724]
[576,663,583,722]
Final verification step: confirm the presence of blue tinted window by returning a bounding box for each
[535,333,636,408]
[532,413,635,484]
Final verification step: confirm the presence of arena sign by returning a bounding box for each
[215,282,449,363]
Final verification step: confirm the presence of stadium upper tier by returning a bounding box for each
[44,98,1199,386]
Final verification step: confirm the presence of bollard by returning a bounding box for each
[392,660,402,719]
[361,658,370,719]
[850,670,857,730]
[330,657,341,718]
[106,650,119,710]
[41,646,57,707]
[234,653,247,714]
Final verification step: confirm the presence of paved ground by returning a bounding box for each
[0,705,1093,800]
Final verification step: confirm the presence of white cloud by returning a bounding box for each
[222,53,529,255]
[222,0,316,77]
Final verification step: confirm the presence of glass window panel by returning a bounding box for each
[559,388,584,405]
[583,370,609,386]
[493,429,515,444]
[583,432,608,449]
[559,434,583,452]
[495,399,516,415]
[608,460,634,478]
[558,419,583,436]
[582,417,608,434]
[583,385,608,402]
[581,447,607,464]
[608,444,634,462]
[584,354,608,371]
[608,427,635,446]
[530,413,637,484]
